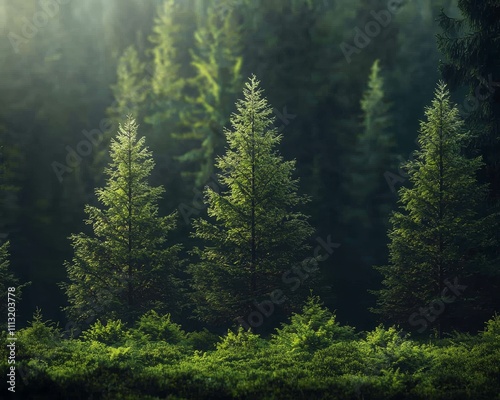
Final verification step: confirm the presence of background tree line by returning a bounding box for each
[0,0,498,337]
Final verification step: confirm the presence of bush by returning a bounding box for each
[10,308,500,399]
[185,328,220,351]
[482,313,500,339]
[272,295,356,353]
[132,310,186,344]
[81,319,129,346]
[215,326,266,354]
[17,309,62,362]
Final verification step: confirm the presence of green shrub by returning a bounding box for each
[10,309,500,399]
[81,319,129,346]
[186,328,220,351]
[135,341,190,365]
[216,327,265,350]
[272,295,356,353]
[482,313,500,339]
[17,310,62,360]
[133,310,186,344]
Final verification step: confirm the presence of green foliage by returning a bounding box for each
[438,0,500,202]
[108,46,150,127]
[81,319,129,346]
[18,309,61,350]
[482,314,500,339]
[0,243,30,319]
[133,310,186,344]
[372,82,494,335]
[273,296,356,353]
[147,0,184,110]
[11,310,500,399]
[0,242,20,324]
[2,2,499,398]
[175,0,243,186]
[215,327,266,354]
[343,59,395,230]
[0,126,20,235]
[189,76,315,325]
[437,0,500,327]
[145,0,187,149]
[62,116,182,324]
[185,328,220,351]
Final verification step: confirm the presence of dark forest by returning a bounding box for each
[1,0,499,398]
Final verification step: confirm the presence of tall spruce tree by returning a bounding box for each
[175,0,243,186]
[371,82,496,337]
[0,125,20,242]
[343,59,394,230]
[62,116,181,324]
[189,76,314,326]
[0,241,24,326]
[0,241,15,312]
[340,60,395,325]
[437,1,500,203]
[108,46,150,128]
[145,0,186,144]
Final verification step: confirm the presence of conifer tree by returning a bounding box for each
[100,46,152,186]
[108,46,150,127]
[146,0,185,128]
[176,0,243,186]
[0,128,20,238]
[142,0,191,207]
[437,3,500,315]
[372,82,496,336]
[0,240,13,288]
[0,240,29,329]
[189,76,314,325]
[1,242,18,321]
[437,1,500,203]
[343,59,394,230]
[62,116,181,324]
[340,60,395,322]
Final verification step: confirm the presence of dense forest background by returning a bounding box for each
[1,0,498,337]
[2,1,500,398]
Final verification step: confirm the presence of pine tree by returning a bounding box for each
[0,241,29,328]
[108,46,150,128]
[62,116,181,324]
[1,242,18,319]
[371,82,495,337]
[343,59,394,230]
[176,0,243,186]
[340,60,395,325]
[0,129,18,239]
[141,0,192,210]
[146,0,185,128]
[0,240,14,292]
[189,76,314,325]
[437,1,500,203]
